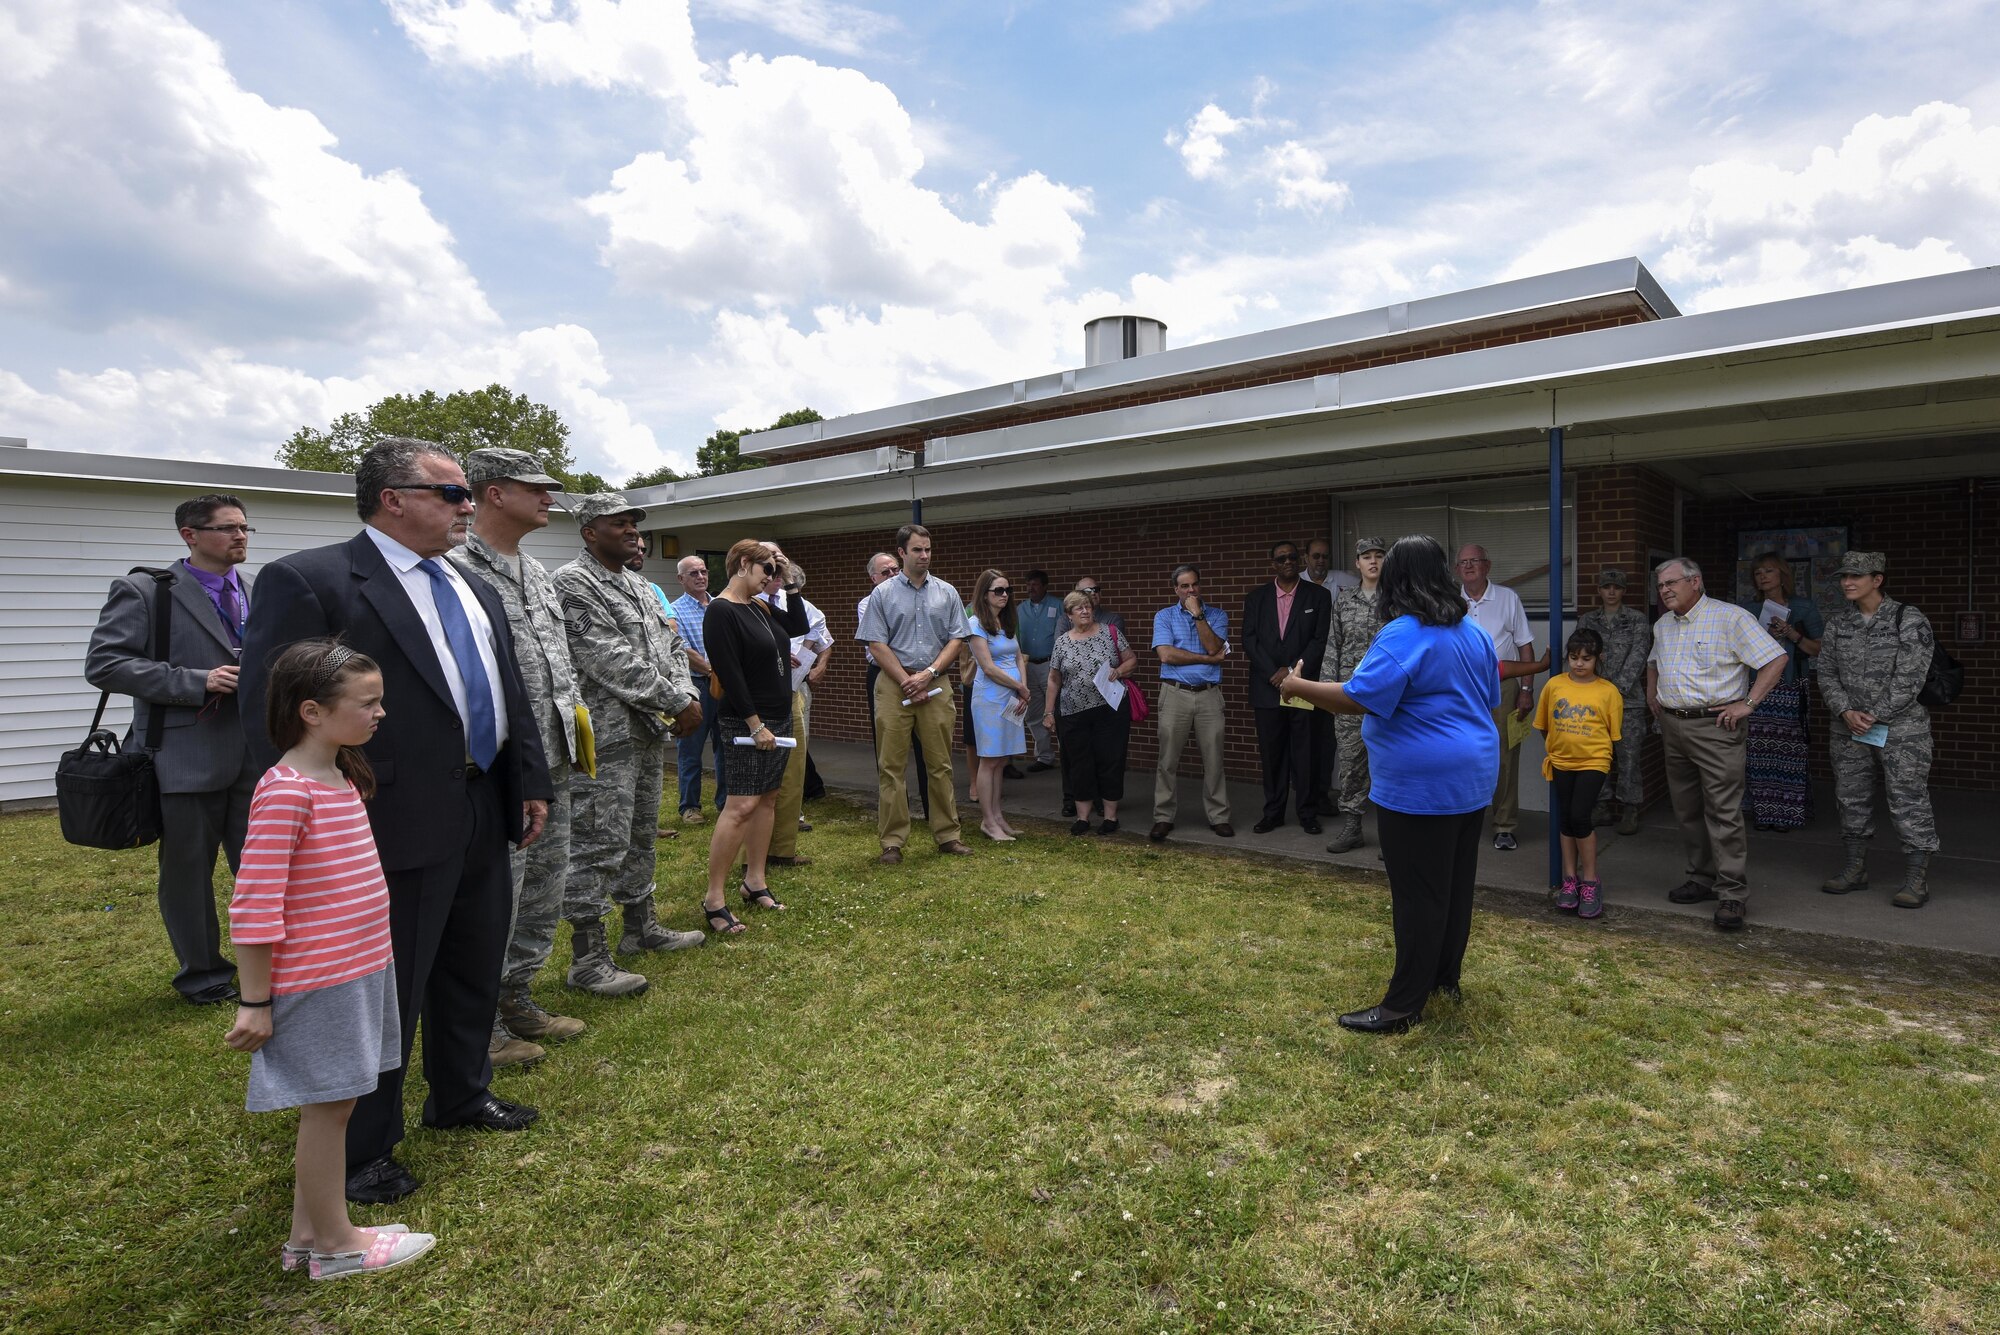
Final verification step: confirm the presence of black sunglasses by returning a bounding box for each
[395,482,476,505]
[756,560,778,576]
[990,586,1012,596]
[1272,552,1300,563]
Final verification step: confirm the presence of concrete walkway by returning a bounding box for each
[805,738,1999,960]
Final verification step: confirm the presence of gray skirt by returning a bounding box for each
[246,964,400,1112]
[718,714,794,796]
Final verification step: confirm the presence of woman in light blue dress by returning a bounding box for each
[966,568,1030,841]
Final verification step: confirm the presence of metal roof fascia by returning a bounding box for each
[0,445,355,496]
[921,266,2000,471]
[741,258,1671,456]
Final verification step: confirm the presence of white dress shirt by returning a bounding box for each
[366,527,509,748]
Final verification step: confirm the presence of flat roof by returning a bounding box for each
[741,257,1680,458]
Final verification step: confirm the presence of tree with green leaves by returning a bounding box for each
[697,407,822,476]
[278,384,610,492]
[622,463,681,490]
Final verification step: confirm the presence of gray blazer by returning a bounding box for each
[84,564,254,795]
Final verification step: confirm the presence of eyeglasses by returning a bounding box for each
[1656,576,1692,590]
[1457,558,1490,568]
[190,524,255,535]
[756,560,778,576]
[990,587,1012,596]
[1271,554,1299,564]
[394,482,476,505]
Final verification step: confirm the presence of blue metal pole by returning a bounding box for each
[1546,425,1564,890]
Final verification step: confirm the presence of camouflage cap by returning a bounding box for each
[1598,567,1629,588]
[1355,536,1388,556]
[463,447,562,489]
[1835,551,1886,576]
[571,492,646,527]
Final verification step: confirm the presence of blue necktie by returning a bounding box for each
[418,559,498,769]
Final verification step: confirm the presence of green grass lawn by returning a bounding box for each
[2,790,1996,1333]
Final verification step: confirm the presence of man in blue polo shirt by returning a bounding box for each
[1149,563,1234,842]
[1014,570,1061,771]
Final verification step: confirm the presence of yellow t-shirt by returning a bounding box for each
[1533,674,1623,778]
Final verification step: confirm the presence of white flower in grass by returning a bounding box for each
[1122,1210,1134,1221]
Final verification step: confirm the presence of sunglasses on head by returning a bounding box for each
[396,482,475,505]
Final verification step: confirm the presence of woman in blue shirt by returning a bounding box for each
[1280,534,1505,1034]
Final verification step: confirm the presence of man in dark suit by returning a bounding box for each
[86,494,257,1005]
[1241,539,1332,834]
[240,438,553,1206]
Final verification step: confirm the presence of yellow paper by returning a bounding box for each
[1503,708,1534,749]
[1282,693,1315,711]
[573,704,597,778]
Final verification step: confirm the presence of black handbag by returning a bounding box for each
[56,568,174,850]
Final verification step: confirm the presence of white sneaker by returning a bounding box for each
[310,1230,437,1281]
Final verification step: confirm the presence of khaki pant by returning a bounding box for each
[1490,705,1522,834]
[767,688,811,859]
[1153,684,1230,826]
[1660,710,1751,900]
[874,673,961,849]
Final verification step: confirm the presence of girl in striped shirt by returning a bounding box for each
[224,640,435,1280]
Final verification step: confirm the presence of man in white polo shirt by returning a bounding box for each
[1458,544,1537,850]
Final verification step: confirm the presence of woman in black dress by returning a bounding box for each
[702,539,809,934]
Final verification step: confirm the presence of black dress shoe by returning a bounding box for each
[1004,763,1026,779]
[430,1094,540,1133]
[345,1154,421,1205]
[1209,823,1235,837]
[1061,799,1077,818]
[1668,880,1718,904]
[1338,1005,1421,1034]
[183,982,240,1006]
[1301,818,1323,836]
[1252,817,1282,834]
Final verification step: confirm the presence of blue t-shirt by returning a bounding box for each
[1343,615,1502,816]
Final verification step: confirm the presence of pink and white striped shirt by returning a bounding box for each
[229,766,393,995]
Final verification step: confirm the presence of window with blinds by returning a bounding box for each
[1339,479,1576,613]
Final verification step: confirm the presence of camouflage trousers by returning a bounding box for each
[566,731,666,921]
[501,754,571,990]
[1828,720,1939,854]
[1334,713,1370,816]
[1607,698,1648,805]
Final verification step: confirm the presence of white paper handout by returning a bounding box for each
[1092,664,1126,710]
[732,735,799,748]
[901,686,946,707]
[1002,697,1027,723]
[790,641,819,690]
[1761,599,1791,626]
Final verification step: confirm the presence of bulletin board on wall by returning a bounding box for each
[1734,526,1850,623]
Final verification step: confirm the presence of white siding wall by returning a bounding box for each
[0,476,581,806]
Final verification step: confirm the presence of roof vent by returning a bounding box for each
[0,437,25,449]
[1083,315,1167,367]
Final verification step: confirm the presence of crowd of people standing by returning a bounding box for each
[81,438,1953,1275]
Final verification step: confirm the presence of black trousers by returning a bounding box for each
[1309,708,1336,805]
[348,771,511,1169]
[155,765,256,997]
[1253,706,1317,823]
[865,662,927,817]
[1057,704,1129,804]
[1551,769,1607,839]
[1376,805,1486,1014]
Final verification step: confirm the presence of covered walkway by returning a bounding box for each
[803,738,2000,959]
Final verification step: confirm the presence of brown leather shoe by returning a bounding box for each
[937,840,974,855]
[1209,823,1235,838]
[681,808,706,825]
[766,854,813,867]
[1713,899,1747,931]
[655,826,679,840]
[1149,822,1173,842]
[877,846,903,865]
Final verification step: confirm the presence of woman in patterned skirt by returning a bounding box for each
[1740,552,1823,830]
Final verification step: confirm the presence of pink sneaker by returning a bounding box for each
[309,1229,436,1281]
[1554,877,1579,911]
[1577,880,1603,919]
[280,1224,407,1272]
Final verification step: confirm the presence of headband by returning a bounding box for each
[311,644,358,697]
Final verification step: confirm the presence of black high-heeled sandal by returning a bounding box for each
[740,884,786,911]
[704,904,747,935]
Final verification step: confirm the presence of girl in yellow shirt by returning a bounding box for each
[1533,629,1623,919]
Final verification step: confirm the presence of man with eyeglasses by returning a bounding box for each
[1014,570,1061,772]
[240,438,555,1204]
[555,494,707,992]
[1457,545,1537,851]
[1149,563,1234,842]
[86,493,259,1007]
[1645,556,1787,931]
[670,554,729,822]
[1242,540,1332,834]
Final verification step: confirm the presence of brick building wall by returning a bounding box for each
[1572,465,1680,806]
[1682,478,1998,792]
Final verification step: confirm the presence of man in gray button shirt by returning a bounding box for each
[856,523,973,863]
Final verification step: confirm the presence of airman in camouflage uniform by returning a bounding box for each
[451,449,595,1056]
[1320,537,1387,853]
[1814,551,1938,908]
[555,493,706,987]
[1578,568,1653,835]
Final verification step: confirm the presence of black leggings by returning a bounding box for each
[1375,805,1485,1015]
[1551,769,1607,839]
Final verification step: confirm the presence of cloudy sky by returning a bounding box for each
[3,0,1997,479]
